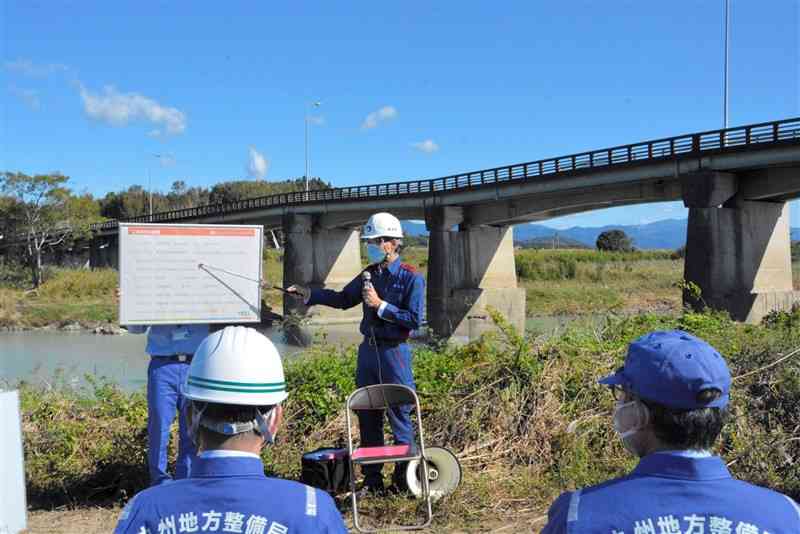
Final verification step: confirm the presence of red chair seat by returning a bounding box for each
[351,444,413,462]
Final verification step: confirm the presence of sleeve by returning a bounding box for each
[376,273,425,330]
[307,274,363,310]
[539,491,571,534]
[124,325,148,334]
[313,489,348,533]
[113,494,146,534]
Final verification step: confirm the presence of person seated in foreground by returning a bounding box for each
[114,326,347,534]
[541,330,800,534]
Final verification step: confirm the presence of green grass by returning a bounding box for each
[0,268,119,328]
[4,248,800,327]
[15,309,800,530]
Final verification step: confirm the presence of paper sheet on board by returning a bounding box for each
[119,223,263,325]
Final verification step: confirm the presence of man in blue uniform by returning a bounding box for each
[542,330,800,533]
[114,326,347,534]
[287,212,425,493]
[124,319,208,485]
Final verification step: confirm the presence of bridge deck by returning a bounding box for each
[81,117,799,233]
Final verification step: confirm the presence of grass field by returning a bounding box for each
[4,247,800,328]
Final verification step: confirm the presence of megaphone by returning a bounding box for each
[405,446,461,502]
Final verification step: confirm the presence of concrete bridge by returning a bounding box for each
[90,117,800,338]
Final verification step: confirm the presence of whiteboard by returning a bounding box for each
[119,223,263,325]
[0,391,27,534]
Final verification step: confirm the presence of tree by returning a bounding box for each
[0,172,101,287]
[596,229,634,252]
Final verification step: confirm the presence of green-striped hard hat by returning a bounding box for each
[185,326,288,406]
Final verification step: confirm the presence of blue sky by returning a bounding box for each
[2,1,798,228]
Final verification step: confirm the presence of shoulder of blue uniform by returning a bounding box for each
[399,262,418,273]
[728,477,800,515]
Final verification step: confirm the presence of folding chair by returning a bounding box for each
[345,383,433,533]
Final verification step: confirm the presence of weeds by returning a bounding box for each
[16,310,800,529]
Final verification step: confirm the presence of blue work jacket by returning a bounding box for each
[125,324,209,356]
[541,452,800,533]
[307,256,425,341]
[114,452,347,533]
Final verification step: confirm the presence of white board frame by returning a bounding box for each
[0,390,27,534]
[119,223,264,325]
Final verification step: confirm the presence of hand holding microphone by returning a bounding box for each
[361,271,382,309]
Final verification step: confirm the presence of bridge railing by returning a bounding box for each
[92,117,800,231]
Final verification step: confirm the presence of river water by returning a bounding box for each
[0,316,601,391]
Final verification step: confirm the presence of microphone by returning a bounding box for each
[362,271,377,323]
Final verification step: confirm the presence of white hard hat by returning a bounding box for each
[362,212,403,240]
[185,326,288,406]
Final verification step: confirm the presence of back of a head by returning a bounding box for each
[185,326,287,447]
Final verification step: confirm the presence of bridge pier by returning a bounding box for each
[282,214,363,324]
[683,172,799,322]
[426,207,526,341]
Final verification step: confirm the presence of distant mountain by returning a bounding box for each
[517,236,590,249]
[402,219,800,250]
[515,219,690,250]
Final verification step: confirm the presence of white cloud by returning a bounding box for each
[9,86,40,110]
[4,58,68,77]
[361,105,397,129]
[307,115,325,126]
[78,84,187,135]
[411,139,440,154]
[247,147,269,180]
[156,154,176,167]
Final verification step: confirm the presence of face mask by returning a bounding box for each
[613,399,649,456]
[366,243,386,263]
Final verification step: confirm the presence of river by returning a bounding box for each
[0,316,602,391]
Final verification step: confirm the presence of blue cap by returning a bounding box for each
[599,330,731,410]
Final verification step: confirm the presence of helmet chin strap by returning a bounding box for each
[196,406,278,445]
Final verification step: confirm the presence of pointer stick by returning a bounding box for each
[198,263,291,293]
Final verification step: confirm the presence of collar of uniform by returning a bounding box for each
[386,256,402,275]
[632,453,731,481]
[190,455,266,478]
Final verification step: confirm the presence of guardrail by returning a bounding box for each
[92,117,800,231]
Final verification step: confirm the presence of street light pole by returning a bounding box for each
[147,166,153,221]
[149,153,172,220]
[723,0,730,129]
[304,100,321,194]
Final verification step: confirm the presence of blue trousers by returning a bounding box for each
[146,358,196,486]
[356,341,416,485]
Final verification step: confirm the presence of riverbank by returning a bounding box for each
[16,309,800,532]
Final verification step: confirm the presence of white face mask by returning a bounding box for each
[366,243,387,263]
[613,399,649,456]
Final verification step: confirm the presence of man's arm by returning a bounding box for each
[539,491,571,534]
[307,274,363,310]
[113,495,145,534]
[376,274,425,330]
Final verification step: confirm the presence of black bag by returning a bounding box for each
[301,448,352,494]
